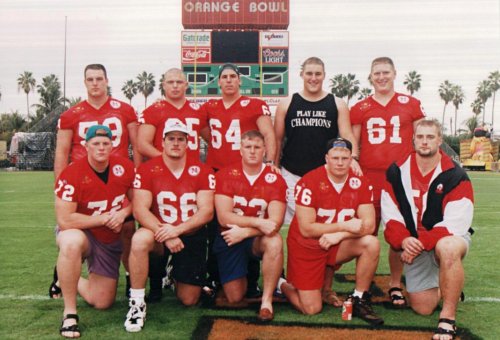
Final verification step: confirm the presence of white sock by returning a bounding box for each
[130,288,145,304]
[276,277,287,294]
[352,289,364,298]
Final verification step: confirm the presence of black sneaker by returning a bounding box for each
[350,292,384,326]
[125,274,131,298]
[146,288,162,303]
[245,284,262,299]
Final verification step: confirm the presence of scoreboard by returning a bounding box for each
[181,30,289,98]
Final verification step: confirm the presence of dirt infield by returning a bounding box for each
[191,317,477,340]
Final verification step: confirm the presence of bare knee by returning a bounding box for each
[435,237,465,266]
[409,294,439,316]
[262,234,283,256]
[92,299,114,310]
[360,235,380,255]
[302,302,322,315]
[58,231,86,257]
[130,229,154,253]
[411,303,435,315]
[178,294,200,306]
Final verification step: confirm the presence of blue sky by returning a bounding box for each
[1,0,499,131]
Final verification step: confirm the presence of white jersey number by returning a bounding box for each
[157,191,197,224]
[233,196,267,218]
[317,208,355,223]
[78,117,123,147]
[366,116,402,144]
[209,118,241,150]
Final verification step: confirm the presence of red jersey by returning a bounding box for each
[216,164,287,219]
[289,166,373,249]
[202,96,271,169]
[134,156,215,225]
[350,93,425,170]
[138,99,207,159]
[58,97,137,161]
[55,156,135,244]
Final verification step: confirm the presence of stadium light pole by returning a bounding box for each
[63,16,67,109]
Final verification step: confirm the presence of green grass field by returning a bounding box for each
[0,171,499,339]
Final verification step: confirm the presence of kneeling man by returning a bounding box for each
[125,121,214,332]
[214,130,286,322]
[55,125,135,338]
[382,119,474,340]
[281,138,383,325]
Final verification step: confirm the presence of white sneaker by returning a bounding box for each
[124,299,147,332]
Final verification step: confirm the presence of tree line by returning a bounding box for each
[1,69,499,145]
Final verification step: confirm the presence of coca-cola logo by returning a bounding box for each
[183,50,209,59]
[182,48,211,63]
[262,48,285,58]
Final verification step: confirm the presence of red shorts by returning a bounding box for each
[287,236,341,290]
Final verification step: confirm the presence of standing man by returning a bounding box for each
[125,121,214,332]
[279,138,383,326]
[214,130,286,322]
[350,57,425,307]
[274,56,360,306]
[55,125,135,338]
[137,67,207,301]
[201,63,276,297]
[137,68,206,161]
[51,64,140,298]
[382,120,473,339]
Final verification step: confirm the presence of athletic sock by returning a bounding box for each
[352,289,364,298]
[130,288,145,304]
[276,277,287,294]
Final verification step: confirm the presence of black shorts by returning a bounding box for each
[164,227,207,286]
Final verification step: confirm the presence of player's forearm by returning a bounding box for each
[57,212,107,230]
[133,208,162,233]
[264,135,277,163]
[137,141,162,159]
[174,206,213,236]
[217,211,261,230]
[301,221,350,238]
[274,140,282,166]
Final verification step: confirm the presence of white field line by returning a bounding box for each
[0,294,498,302]
[0,294,176,302]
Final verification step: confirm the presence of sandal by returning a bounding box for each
[432,318,456,340]
[60,314,81,338]
[49,266,62,299]
[388,287,407,309]
[322,290,343,308]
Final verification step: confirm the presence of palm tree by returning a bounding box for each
[121,80,138,105]
[330,74,348,99]
[33,74,64,125]
[344,73,360,105]
[403,70,421,95]
[488,70,500,127]
[159,74,165,97]
[471,97,482,116]
[65,97,83,107]
[451,85,465,136]
[358,87,372,100]
[17,71,36,122]
[438,80,454,126]
[476,80,492,124]
[463,114,479,138]
[136,71,155,108]
[329,74,359,105]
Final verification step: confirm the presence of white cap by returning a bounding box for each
[163,120,189,137]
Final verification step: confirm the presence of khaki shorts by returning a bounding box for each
[404,233,471,293]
